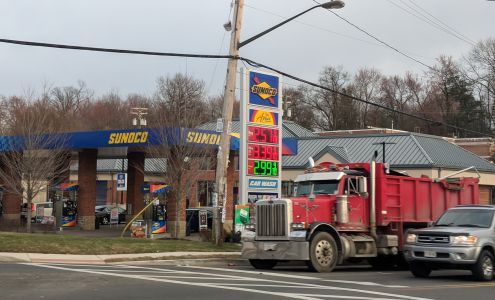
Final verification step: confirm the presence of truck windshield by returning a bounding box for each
[435,209,494,228]
[296,180,339,196]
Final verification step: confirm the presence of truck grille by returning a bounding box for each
[256,200,289,240]
[417,234,450,244]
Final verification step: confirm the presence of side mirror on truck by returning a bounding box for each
[358,177,368,197]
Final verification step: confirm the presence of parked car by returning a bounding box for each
[186,208,213,236]
[95,205,126,225]
[404,205,495,281]
[21,202,54,223]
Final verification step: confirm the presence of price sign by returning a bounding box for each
[240,69,282,204]
[248,125,279,144]
[247,160,279,177]
[248,143,279,161]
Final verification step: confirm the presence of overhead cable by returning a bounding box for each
[240,57,495,138]
[0,37,492,137]
[0,38,233,59]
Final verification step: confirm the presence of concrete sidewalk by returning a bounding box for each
[0,251,242,265]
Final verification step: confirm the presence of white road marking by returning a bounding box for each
[186,266,410,288]
[322,280,408,288]
[23,263,320,300]
[25,263,434,300]
[149,276,260,280]
[295,294,400,300]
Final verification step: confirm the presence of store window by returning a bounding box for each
[197,181,214,207]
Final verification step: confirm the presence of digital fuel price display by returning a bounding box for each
[248,125,279,144]
[247,143,279,161]
[247,159,279,177]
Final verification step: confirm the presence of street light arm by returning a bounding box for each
[238,4,321,49]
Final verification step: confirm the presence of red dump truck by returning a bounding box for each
[241,161,480,272]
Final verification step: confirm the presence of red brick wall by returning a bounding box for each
[127,152,145,214]
[77,149,97,217]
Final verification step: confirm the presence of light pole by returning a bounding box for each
[213,0,345,245]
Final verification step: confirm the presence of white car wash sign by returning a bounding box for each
[240,68,282,204]
[248,179,279,189]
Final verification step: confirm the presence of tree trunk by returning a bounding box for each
[26,198,32,233]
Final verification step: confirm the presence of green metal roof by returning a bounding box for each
[283,132,495,172]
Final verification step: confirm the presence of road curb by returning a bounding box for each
[0,252,243,266]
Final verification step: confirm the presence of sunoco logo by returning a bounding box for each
[251,75,277,105]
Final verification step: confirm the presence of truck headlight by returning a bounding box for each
[291,222,306,231]
[406,233,417,244]
[244,223,256,231]
[451,235,478,246]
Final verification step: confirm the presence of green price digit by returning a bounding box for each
[254,160,259,174]
[268,161,278,176]
[260,160,267,175]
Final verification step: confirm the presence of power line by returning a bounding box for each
[0,37,492,137]
[0,38,233,59]
[240,57,495,138]
[243,3,382,47]
[407,0,476,45]
[386,0,474,46]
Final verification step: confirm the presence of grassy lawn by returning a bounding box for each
[0,232,241,255]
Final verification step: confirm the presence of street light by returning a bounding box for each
[238,0,345,48]
[214,0,345,245]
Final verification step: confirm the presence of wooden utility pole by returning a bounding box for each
[214,0,244,245]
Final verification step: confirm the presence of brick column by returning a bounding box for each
[1,192,22,227]
[127,152,145,217]
[167,188,187,238]
[0,153,22,228]
[77,149,97,230]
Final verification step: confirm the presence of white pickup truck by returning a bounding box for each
[404,205,495,281]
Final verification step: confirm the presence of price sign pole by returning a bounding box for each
[240,68,282,205]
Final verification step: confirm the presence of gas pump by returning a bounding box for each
[54,183,78,228]
[142,183,170,238]
[151,203,167,234]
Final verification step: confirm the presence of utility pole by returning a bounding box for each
[214,0,244,246]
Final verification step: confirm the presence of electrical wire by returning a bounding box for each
[243,3,382,47]
[239,56,495,138]
[311,0,434,71]
[0,38,233,59]
[407,0,475,45]
[386,0,475,46]
[0,37,492,137]
[206,0,234,94]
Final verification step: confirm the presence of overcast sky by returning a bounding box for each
[0,0,494,99]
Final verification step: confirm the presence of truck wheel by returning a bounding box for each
[307,232,338,272]
[471,250,494,281]
[249,259,277,270]
[409,262,431,278]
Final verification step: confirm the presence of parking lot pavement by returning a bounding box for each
[4,262,493,300]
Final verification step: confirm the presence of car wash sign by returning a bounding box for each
[240,69,282,204]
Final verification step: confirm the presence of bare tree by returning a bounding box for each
[0,100,69,232]
[146,73,211,238]
[350,68,383,128]
[463,38,495,129]
[48,81,93,131]
[284,86,315,130]
[303,66,352,131]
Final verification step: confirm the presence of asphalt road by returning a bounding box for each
[0,262,494,300]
